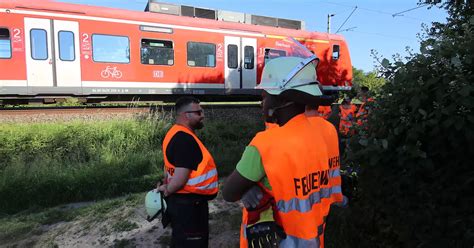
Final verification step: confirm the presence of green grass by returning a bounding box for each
[0,116,169,213]
[112,220,139,232]
[0,112,262,214]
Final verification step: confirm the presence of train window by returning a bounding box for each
[264,48,286,64]
[332,45,340,60]
[0,28,11,59]
[92,34,130,63]
[227,44,238,69]
[187,42,216,67]
[141,39,174,65]
[244,46,254,69]
[58,31,75,61]
[31,29,48,60]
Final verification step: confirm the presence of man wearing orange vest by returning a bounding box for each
[158,96,218,248]
[306,104,349,243]
[316,105,332,119]
[223,44,344,248]
[339,97,357,137]
[355,86,374,128]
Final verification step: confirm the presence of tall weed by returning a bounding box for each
[0,111,262,213]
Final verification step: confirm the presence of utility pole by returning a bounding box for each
[327,14,335,33]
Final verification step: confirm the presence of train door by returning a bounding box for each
[24,17,81,94]
[53,20,81,90]
[24,18,53,91]
[224,36,256,93]
[241,38,257,89]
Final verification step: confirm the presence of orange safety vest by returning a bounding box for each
[355,98,373,126]
[162,124,218,195]
[307,116,343,245]
[317,105,332,119]
[339,104,357,136]
[240,114,339,247]
[265,122,279,130]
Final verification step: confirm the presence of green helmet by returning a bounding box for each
[145,190,166,222]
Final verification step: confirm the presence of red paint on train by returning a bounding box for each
[0,0,352,101]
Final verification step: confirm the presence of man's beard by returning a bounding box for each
[193,121,204,130]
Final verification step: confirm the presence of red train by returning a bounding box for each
[0,0,352,104]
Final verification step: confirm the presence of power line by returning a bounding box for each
[336,6,357,33]
[337,26,357,33]
[392,4,429,17]
[320,1,435,23]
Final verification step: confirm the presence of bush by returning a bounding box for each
[327,2,474,247]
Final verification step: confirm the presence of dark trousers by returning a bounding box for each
[167,195,209,248]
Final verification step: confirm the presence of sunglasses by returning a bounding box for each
[184,110,204,116]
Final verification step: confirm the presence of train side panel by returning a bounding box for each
[0,0,352,102]
[0,11,27,95]
[316,37,352,92]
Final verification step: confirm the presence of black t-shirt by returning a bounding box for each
[166,131,203,170]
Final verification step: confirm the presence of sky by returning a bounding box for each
[58,0,448,72]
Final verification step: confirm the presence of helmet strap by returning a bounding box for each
[268,101,295,118]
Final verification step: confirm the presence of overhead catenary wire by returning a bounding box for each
[336,6,357,34]
[392,3,429,17]
[337,26,357,33]
[320,1,434,23]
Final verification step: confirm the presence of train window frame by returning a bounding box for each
[58,30,75,62]
[187,41,216,68]
[332,44,340,60]
[0,27,12,59]
[92,34,130,64]
[30,29,48,60]
[140,38,174,66]
[264,48,286,65]
[227,44,238,69]
[244,45,254,70]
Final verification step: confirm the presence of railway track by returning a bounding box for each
[0,103,262,123]
[0,103,261,114]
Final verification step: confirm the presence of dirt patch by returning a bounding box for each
[1,193,242,248]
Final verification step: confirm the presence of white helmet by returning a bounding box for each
[145,190,167,222]
[256,38,323,98]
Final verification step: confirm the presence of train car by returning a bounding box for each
[0,0,352,104]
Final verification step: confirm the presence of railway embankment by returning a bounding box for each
[0,105,262,247]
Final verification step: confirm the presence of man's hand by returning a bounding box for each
[158,184,169,197]
[241,185,263,209]
[333,195,349,208]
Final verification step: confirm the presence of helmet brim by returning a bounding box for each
[145,190,166,222]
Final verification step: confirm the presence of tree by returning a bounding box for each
[352,67,386,96]
[328,1,474,247]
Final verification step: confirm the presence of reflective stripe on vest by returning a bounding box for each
[280,215,327,248]
[276,186,342,213]
[329,168,340,178]
[187,168,218,186]
[196,181,218,191]
[280,234,320,248]
[167,169,219,191]
[162,124,218,195]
